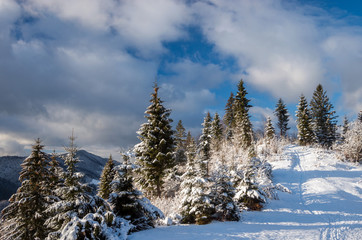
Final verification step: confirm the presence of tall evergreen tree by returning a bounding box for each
[1,139,51,240]
[48,150,63,191]
[98,155,116,200]
[233,80,253,149]
[264,116,275,144]
[274,98,290,138]
[211,112,223,152]
[198,112,213,177]
[224,92,235,140]
[135,82,175,198]
[310,84,337,148]
[342,116,349,136]
[45,133,96,238]
[185,132,197,164]
[296,94,314,145]
[175,120,187,165]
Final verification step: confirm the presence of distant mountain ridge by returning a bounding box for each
[0,150,108,201]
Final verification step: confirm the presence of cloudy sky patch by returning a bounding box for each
[0,0,361,157]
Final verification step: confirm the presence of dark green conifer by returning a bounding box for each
[310,84,337,148]
[296,94,314,145]
[224,92,235,140]
[175,120,187,165]
[233,80,253,149]
[211,112,223,152]
[264,116,275,143]
[98,155,116,200]
[135,82,175,198]
[342,116,349,136]
[274,98,290,138]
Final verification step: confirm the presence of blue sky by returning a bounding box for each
[0,0,361,157]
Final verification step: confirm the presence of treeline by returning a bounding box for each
[1,80,361,239]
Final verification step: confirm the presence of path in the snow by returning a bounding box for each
[129,145,362,240]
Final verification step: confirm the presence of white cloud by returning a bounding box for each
[25,0,191,56]
[194,0,326,102]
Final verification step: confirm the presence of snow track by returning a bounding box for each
[130,145,362,240]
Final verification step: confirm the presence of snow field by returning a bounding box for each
[129,145,362,240]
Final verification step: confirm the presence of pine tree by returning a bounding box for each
[135,82,175,198]
[180,153,215,225]
[233,80,253,149]
[198,112,213,177]
[224,92,235,140]
[109,155,162,232]
[45,133,96,239]
[274,98,290,138]
[211,112,223,152]
[310,84,337,148]
[234,164,265,211]
[98,155,116,200]
[175,120,187,165]
[342,116,349,136]
[1,139,51,240]
[48,150,63,192]
[296,94,314,146]
[211,164,240,221]
[264,116,275,144]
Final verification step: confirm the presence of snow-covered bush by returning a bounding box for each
[56,210,129,240]
[335,121,362,163]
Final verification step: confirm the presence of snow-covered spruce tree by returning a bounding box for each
[135,83,175,198]
[310,84,337,148]
[233,162,266,211]
[175,120,187,165]
[274,98,290,138]
[198,112,213,177]
[264,116,275,144]
[179,141,198,224]
[48,150,64,192]
[224,92,235,141]
[98,155,116,200]
[1,139,51,240]
[296,94,314,146]
[211,163,240,221]
[341,116,349,141]
[45,134,98,239]
[109,154,163,233]
[211,112,223,152]
[179,154,215,225]
[233,80,253,150]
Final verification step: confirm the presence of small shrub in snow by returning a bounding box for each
[335,121,362,163]
[57,209,129,240]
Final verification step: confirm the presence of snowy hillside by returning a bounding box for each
[130,145,362,240]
